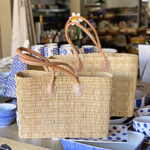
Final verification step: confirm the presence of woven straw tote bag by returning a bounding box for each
[15,47,113,138]
[49,15,138,117]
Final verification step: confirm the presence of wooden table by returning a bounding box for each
[0,121,64,150]
[0,121,149,150]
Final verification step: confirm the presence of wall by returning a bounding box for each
[70,0,80,14]
[0,0,12,57]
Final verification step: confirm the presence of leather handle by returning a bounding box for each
[65,16,110,72]
[16,47,84,97]
[17,47,75,73]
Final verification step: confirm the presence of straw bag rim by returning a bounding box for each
[15,70,113,80]
[49,53,138,59]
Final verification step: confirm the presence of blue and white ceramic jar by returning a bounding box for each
[44,44,58,56]
[59,48,73,55]
[31,45,45,57]
[82,45,94,54]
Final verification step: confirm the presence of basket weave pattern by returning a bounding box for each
[16,71,113,138]
[49,53,138,117]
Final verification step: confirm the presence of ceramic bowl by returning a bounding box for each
[0,103,17,116]
[134,90,146,110]
[16,111,19,127]
[0,113,15,120]
[134,105,150,117]
[133,124,150,144]
[133,116,150,132]
[0,113,15,128]
[138,108,150,117]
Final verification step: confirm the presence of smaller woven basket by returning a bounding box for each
[16,47,113,138]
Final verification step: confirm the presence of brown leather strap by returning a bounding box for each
[17,47,75,73]
[65,15,110,72]
[65,16,106,59]
[66,22,106,59]
[16,47,79,84]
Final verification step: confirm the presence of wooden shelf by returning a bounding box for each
[87,13,138,20]
[33,8,67,13]
[85,5,101,7]
[89,30,138,35]
[115,13,138,16]
[87,16,115,20]
[89,16,99,19]
[97,31,137,35]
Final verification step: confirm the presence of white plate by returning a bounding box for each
[110,117,128,124]
[65,125,128,143]
[76,131,145,150]
[110,120,132,126]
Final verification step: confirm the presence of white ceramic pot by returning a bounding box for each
[134,90,146,110]
[59,48,73,55]
[102,48,117,53]
[45,43,58,47]
[31,45,44,57]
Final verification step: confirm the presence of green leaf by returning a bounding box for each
[76,26,81,39]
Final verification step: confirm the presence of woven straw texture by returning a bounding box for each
[49,53,138,117]
[16,71,113,138]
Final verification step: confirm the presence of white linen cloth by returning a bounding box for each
[11,0,36,57]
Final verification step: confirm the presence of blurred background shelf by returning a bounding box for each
[33,8,68,13]
[115,13,138,16]
[85,4,101,7]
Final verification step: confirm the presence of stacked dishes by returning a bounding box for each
[133,117,150,144]
[16,111,19,127]
[0,103,16,128]
[61,131,145,150]
[138,108,150,117]
[110,117,133,130]
[134,105,150,117]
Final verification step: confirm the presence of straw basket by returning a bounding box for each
[49,16,138,117]
[16,47,113,138]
